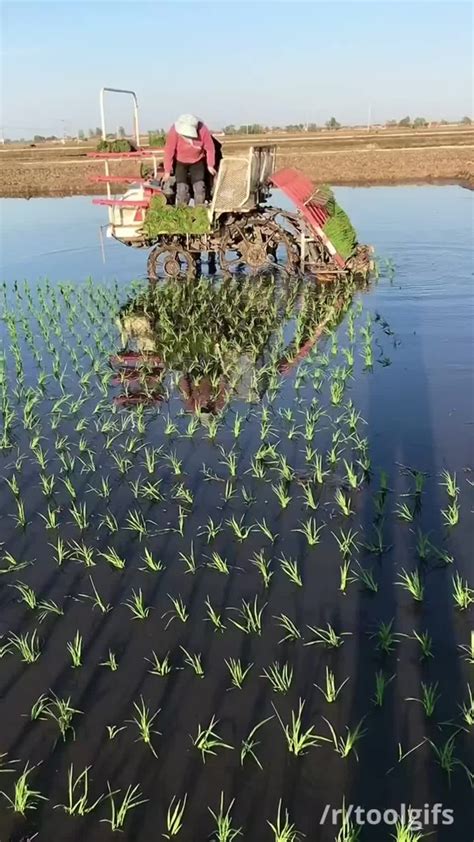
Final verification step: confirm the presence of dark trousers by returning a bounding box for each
[175,160,206,206]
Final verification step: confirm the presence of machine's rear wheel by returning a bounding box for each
[218,218,299,275]
[147,245,196,280]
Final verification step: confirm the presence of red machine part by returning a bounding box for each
[270,168,346,268]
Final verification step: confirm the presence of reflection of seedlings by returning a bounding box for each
[428,732,473,787]
[363,521,391,554]
[415,529,431,562]
[352,562,378,593]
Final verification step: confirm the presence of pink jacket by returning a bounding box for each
[164,123,216,173]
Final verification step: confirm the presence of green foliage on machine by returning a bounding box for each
[96,139,137,153]
[142,199,211,237]
[321,187,358,261]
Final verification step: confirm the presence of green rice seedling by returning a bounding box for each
[30,693,51,720]
[414,528,431,562]
[440,469,459,499]
[391,821,426,842]
[199,516,223,543]
[61,475,77,500]
[55,764,105,816]
[164,415,178,436]
[125,508,151,540]
[9,629,41,663]
[37,598,64,623]
[371,619,398,655]
[330,380,345,406]
[0,762,47,816]
[300,482,318,511]
[180,646,205,678]
[39,504,60,530]
[394,501,414,522]
[39,473,56,498]
[11,498,27,529]
[276,455,295,482]
[205,414,220,441]
[69,501,89,531]
[323,716,367,760]
[279,554,302,587]
[67,631,83,668]
[207,552,230,575]
[79,576,111,614]
[305,623,349,649]
[396,568,424,601]
[183,415,200,438]
[460,684,474,727]
[261,661,293,694]
[226,515,253,542]
[165,450,182,476]
[255,518,278,543]
[69,540,95,567]
[334,488,354,517]
[294,517,324,546]
[100,650,118,671]
[315,667,349,703]
[452,573,474,610]
[127,696,161,758]
[124,588,150,620]
[372,670,395,707]
[47,537,68,567]
[163,794,187,838]
[47,693,82,742]
[219,446,238,477]
[178,542,197,575]
[428,733,473,787]
[273,699,323,756]
[140,547,165,572]
[172,482,193,506]
[239,716,273,770]
[146,651,172,676]
[88,475,112,500]
[163,595,189,628]
[442,499,460,527]
[230,597,266,635]
[208,792,242,842]
[251,550,273,588]
[193,716,233,763]
[459,632,474,664]
[274,614,302,644]
[272,481,292,509]
[223,480,237,501]
[402,630,433,660]
[267,799,302,842]
[11,581,37,609]
[335,797,362,842]
[0,752,18,774]
[333,527,359,559]
[225,658,253,690]
[205,596,226,633]
[98,546,126,570]
[343,460,361,489]
[110,452,133,475]
[4,473,20,497]
[339,559,351,594]
[106,725,126,740]
[101,783,148,832]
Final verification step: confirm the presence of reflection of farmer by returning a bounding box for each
[163,114,216,206]
[179,374,228,414]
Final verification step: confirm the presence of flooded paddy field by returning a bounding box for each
[0,186,472,842]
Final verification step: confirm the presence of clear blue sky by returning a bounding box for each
[1,1,472,138]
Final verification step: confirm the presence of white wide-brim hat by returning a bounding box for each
[175,114,199,138]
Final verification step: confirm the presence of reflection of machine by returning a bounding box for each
[91,88,373,280]
[110,273,367,412]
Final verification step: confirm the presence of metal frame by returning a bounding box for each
[99,87,140,221]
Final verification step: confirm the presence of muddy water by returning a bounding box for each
[0,186,473,842]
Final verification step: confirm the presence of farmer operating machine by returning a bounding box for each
[91,88,373,280]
